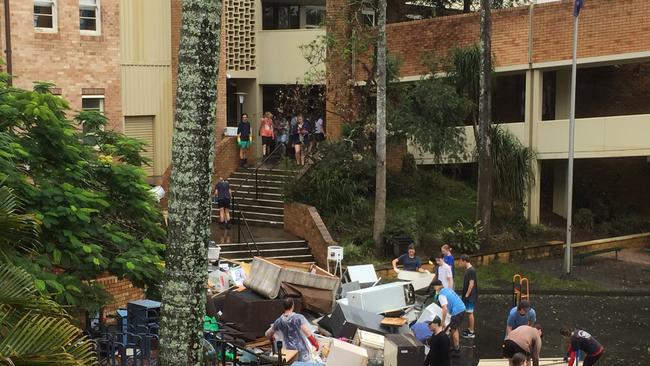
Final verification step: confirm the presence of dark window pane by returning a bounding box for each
[34,15,53,28]
[34,5,53,15]
[263,5,274,30]
[305,8,325,27]
[82,98,102,110]
[80,18,97,31]
[277,7,289,29]
[80,9,96,18]
[288,6,299,29]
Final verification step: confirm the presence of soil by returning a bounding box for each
[470,294,650,366]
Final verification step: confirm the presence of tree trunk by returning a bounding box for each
[477,0,492,248]
[158,1,221,365]
[373,0,387,249]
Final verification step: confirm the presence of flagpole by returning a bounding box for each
[564,10,579,275]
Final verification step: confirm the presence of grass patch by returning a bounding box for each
[456,262,604,292]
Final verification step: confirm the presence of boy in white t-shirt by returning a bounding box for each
[434,253,454,290]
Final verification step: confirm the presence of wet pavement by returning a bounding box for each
[472,294,650,365]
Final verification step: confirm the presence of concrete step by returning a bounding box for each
[230,171,293,181]
[219,240,307,251]
[221,247,312,257]
[231,184,283,194]
[224,253,315,263]
[231,197,284,209]
[239,167,297,176]
[228,177,284,188]
[213,203,283,215]
[232,190,283,201]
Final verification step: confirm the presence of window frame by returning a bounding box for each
[81,95,105,134]
[34,0,58,33]
[302,6,326,29]
[79,0,101,36]
[362,8,376,27]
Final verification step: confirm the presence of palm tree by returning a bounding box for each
[0,185,96,366]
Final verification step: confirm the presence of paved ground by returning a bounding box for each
[471,294,650,366]
[519,248,650,291]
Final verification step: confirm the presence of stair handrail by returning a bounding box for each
[236,210,261,257]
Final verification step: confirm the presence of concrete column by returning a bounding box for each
[525,69,543,224]
[238,79,262,159]
[553,160,568,218]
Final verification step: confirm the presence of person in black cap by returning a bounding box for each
[424,316,450,366]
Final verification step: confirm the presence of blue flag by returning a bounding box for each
[574,0,584,17]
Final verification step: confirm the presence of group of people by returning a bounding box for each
[393,244,604,366]
[237,111,325,167]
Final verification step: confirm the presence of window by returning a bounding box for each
[34,0,57,31]
[79,0,101,34]
[303,6,325,29]
[81,96,104,135]
[261,3,300,30]
[362,8,375,27]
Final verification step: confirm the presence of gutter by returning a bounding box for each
[3,0,11,85]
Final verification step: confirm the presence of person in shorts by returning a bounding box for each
[259,111,275,158]
[503,324,542,366]
[431,279,465,357]
[214,177,232,229]
[460,254,477,339]
[313,117,325,148]
[237,113,251,167]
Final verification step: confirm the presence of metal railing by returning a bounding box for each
[229,143,285,257]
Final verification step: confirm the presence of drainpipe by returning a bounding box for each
[3,0,12,85]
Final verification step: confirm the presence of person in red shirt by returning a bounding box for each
[560,327,604,366]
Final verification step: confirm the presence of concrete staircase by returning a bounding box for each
[211,165,314,263]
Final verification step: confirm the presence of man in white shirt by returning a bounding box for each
[434,253,454,290]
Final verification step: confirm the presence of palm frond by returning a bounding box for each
[0,265,62,315]
[0,307,96,366]
[0,185,40,257]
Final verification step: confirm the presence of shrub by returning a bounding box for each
[574,208,594,230]
[284,141,374,217]
[440,220,482,253]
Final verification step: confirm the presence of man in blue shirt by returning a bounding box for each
[392,244,427,273]
[431,279,465,357]
[506,300,537,336]
[237,113,252,167]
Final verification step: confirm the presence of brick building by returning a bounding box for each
[0,0,174,183]
[326,0,650,224]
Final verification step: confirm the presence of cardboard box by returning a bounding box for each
[325,339,368,366]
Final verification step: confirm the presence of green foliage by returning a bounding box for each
[0,77,165,311]
[0,264,97,365]
[448,44,481,111]
[574,208,594,231]
[440,220,483,253]
[387,76,470,162]
[285,141,375,217]
[489,125,536,210]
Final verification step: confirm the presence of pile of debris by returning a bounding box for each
[207,257,449,365]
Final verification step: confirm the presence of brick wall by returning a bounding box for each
[353,0,650,80]
[284,202,338,267]
[1,0,122,130]
[93,275,145,316]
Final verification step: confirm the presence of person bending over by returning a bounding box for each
[560,327,604,366]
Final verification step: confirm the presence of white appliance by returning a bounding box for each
[347,282,415,314]
[326,338,368,366]
[416,302,450,328]
[347,264,379,285]
[397,271,434,291]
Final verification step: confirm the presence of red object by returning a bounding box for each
[308,335,320,351]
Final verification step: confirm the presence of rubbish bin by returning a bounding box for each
[384,235,414,258]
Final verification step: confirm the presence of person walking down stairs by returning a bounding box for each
[213,176,232,229]
[237,113,252,167]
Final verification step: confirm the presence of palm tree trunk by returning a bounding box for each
[477,0,492,247]
[373,0,387,248]
[158,0,221,364]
